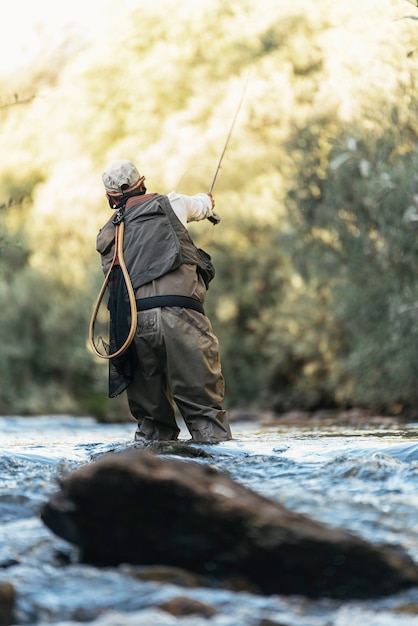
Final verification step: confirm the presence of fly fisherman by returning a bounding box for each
[96,159,232,444]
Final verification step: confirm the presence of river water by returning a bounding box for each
[2,415,418,625]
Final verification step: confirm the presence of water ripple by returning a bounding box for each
[2,417,418,625]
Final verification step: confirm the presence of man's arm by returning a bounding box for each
[167,191,215,227]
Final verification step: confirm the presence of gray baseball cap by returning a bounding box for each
[102,160,145,197]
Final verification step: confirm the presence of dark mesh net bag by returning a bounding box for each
[106,265,138,398]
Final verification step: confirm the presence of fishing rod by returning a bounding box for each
[207,67,251,224]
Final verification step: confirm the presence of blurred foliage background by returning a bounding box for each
[1,0,418,420]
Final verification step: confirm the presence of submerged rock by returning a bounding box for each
[157,596,217,619]
[0,582,15,626]
[40,449,418,599]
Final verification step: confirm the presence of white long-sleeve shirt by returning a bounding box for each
[167,191,213,227]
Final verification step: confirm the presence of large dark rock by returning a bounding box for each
[40,449,418,599]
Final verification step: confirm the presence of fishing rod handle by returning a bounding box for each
[207,211,221,225]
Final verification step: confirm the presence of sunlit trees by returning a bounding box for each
[1,0,418,417]
[285,117,418,415]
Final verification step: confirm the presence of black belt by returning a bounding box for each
[136,295,205,316]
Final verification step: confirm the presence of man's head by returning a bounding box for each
[102,160,146,205]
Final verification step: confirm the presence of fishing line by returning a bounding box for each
[88,213,137,359]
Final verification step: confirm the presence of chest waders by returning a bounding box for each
[88,208,137,359]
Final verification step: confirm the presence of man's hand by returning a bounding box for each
[207,192,215,208]
[206,193,220,224]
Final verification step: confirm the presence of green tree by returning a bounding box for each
[1,0,417,418]
[284,101,418,415]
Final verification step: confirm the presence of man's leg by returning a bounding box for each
[161,308,232,443]
[127,309,180,441]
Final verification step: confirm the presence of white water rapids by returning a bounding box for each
[2,415,418,625]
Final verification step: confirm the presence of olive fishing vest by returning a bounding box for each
[96,194,214,289]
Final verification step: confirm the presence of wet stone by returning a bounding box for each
[40,449,418,599]
[157,596,217,618]
[0,582,15,626]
